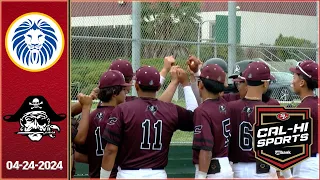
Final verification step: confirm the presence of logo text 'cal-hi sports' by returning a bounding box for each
[5,12,64,72]
[254,106,312,171]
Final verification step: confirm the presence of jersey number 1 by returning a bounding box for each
[140,119,163,150]
[95,127,104,156]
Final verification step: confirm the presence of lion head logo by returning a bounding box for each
[13,19,57,66]
[6,12,64,72]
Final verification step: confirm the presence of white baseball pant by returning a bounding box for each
[292,153,319,179]
[232,162,278,178]
[116,167,167,179]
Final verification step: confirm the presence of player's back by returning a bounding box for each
[228,98,266,163]
[85,106,114,177]
[192,98,230,164]
[297,96,318,154]
[107,97,193,169]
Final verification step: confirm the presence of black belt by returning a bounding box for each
[121,167,164,170]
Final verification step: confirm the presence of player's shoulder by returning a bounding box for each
[297,96,318,108]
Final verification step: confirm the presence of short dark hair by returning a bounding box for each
[200,77,225,94]
[246,80,264,86]
[299,74,318,90]
[138,84,159,92]
[124,76,133,83]
[98,86,123,102]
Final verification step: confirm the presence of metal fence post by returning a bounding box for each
[227,1,237,83]
[197,22,201,59]
[132,2,141,96]
[316,1,319,96]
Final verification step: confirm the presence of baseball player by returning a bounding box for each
[108,59,136,101]
[75,70,131,178]
[228,60,280,105]
[71,93,93,177]
[100,66,197,179]
[192,64,233,178]
[289,60,318,179]
[109,58,171,102]
[188,57,230,105]
[228,61,278,178]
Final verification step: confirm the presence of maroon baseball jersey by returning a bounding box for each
[266,98,280,105]
[222,93,240,102]
[192,98,231,164]
[103,97,194,169]
[76,106,117,178]
[125,96,136,102]
[228,98,267,163]
[297,96,318,154]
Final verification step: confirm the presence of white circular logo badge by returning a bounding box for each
[5,12,64,72]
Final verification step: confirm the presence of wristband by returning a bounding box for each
[160,76,165,85]
[100,167,111,179]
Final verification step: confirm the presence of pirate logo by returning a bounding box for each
[95,112,104,122]
[147,105,158,115]
[3,96,66,142]
[242,106,253,116]
[219,105,226,113]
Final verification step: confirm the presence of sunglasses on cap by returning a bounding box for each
[297,61,312,79]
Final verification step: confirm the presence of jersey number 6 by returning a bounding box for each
[239,121,253,151]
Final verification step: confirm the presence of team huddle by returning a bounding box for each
[71,56,319,179]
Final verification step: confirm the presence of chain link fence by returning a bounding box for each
[71,1,317,108]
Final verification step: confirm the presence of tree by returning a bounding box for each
[274,34,316,61]
[141,2,201,58]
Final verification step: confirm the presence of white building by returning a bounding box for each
[71,2,318,45]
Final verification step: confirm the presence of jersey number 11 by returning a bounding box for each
[140,119,163,150]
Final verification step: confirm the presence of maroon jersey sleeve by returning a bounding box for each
[192,108,213,151]
[102,106,124,146]
[176,105,194,131]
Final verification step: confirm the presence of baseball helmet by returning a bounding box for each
[229,59,254,79]
[202,58,228,73]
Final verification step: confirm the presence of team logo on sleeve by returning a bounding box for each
[5,12,64,72]
[194,125,203,134]
[254,106,312,171]
[107,117,118,125]
[3,96,66,142]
